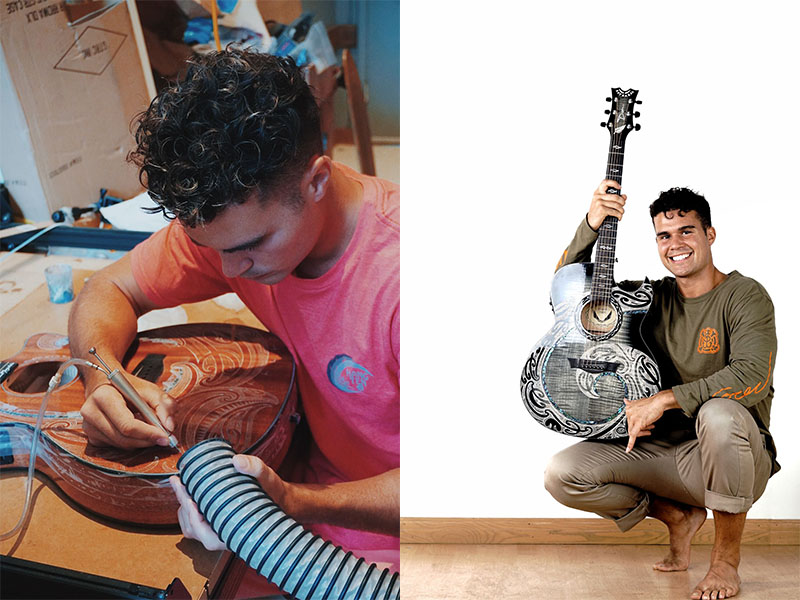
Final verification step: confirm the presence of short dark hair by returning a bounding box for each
[129,49,322,226]
[649,187,712,231]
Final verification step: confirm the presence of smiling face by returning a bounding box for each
[184,186,324,285]
[653,209,717,282]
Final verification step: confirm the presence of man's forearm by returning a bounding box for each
[656,389,680,411]
[289,468,400,537]
[68,262,143,386]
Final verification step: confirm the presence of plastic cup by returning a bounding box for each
[44,263,74,303]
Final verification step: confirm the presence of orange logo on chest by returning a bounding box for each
[697,327,720,354]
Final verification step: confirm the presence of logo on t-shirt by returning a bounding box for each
[697,327,720,354]
[327,354,372,393]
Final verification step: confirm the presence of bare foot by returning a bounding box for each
[690,560,741,599]
[649,497,707,572]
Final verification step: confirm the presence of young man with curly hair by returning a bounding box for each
[68,49,399,594]
[544,181,777,600]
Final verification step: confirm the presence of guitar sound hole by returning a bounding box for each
[580,301,619,336]
[5,362,78,394]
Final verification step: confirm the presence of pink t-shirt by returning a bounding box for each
[130,165,399,574]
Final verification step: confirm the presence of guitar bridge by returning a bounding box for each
[567,358,621,373]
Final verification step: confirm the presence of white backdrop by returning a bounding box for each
[400,2,799,519]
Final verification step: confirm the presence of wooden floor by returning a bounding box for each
[401,544,800,600]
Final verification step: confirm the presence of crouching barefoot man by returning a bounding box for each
[544,181,779,599]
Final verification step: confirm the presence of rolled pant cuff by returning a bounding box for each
[613,494,650,532]
[705,490,753,514]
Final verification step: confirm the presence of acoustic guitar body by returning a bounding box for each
[521,262,660,439]
[0,323,297,525]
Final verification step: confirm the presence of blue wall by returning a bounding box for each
[304,0,399,138]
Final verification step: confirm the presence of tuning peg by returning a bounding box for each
[634,124,641,131]
[606,97,612,102]
[634,111,640,117]
[601,122,608,127]
[604,109,610,114]
[635,100,642,104]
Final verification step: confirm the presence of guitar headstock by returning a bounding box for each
[601,88,641,140]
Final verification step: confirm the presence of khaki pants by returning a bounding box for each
[544,399,772,531]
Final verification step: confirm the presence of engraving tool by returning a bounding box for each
[88,347,179,449]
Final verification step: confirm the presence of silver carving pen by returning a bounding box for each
[88,347,179,449]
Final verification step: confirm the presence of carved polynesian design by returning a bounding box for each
[0,324,297,525]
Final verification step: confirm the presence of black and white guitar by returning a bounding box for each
[520,88,660,440]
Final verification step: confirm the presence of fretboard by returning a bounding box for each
[590,138,627,300]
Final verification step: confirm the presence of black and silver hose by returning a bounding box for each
[178,438,399,600]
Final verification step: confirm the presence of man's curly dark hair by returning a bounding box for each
[649,187,712,231]
[129,49,322,226]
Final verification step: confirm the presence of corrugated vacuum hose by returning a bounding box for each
[177,438,400,599]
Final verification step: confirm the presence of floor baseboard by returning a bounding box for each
[400,517,800,545]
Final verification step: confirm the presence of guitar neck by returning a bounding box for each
[591,87,640,300]
[592,139,627,298]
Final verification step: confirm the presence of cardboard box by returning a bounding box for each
[0,0,151,222]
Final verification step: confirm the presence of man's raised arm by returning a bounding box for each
[555,179,628,271]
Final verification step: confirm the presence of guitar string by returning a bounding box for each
[602,115,621,344]
[591,109,622,340]
[605,105,625,407]
[586,101,624,413]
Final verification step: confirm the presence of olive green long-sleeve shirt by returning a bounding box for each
[558,218,779,473]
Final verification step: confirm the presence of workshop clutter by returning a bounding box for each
[183,9,336,74]
[181,0,272,54]
[266,13,337,74]
[1,0,335,225]
[0,0,150,222]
